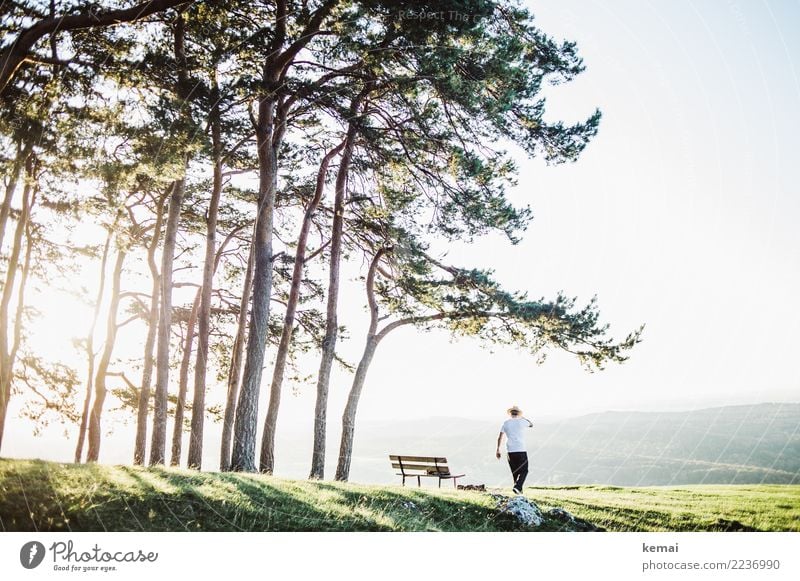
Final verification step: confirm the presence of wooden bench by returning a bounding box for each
[390,455,465,488]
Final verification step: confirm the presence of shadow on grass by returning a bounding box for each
[310,482,525,532]
[0,459,581,532]
[1,459,111,532]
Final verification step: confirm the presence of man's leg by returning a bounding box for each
[514,452,529,492]
[507,452,524,493]
[506,453,518,489]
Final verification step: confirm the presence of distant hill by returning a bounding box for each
[346,403,800,486]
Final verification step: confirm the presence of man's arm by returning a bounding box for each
[496,431,503,459]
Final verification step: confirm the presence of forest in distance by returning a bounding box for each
[0,0,650,481]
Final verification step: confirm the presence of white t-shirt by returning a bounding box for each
[501,418,531,453]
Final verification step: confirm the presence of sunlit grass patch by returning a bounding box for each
[1,459,797,531]
[526,484,800,531]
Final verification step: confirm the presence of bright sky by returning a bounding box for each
[4,0,800,471]
[347,0,800,420]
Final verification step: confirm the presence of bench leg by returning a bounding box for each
[402,475,406,486]
[453,478,458,489]
[417,475,421,487]
[438,478,442,488]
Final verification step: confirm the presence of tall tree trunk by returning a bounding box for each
[230,93,278,473]
[0,141,27,252]
[171,221,241,468]
[149,176,186,466]
[334,258,480,480]
[86,246,127,462]
[0,193,34,454]
[74,223,115,463]
[150,13,191,466]
[9,202,34,372]
[0,159,33,453]
[220,228,255,471]
[228,0,339,471]
[335,337,379,481]
[170,290,200,466]
[187,77,223,470]
[334,249,387,481]
[259,140,344,474]
[309,122,358,480]
[133,191,167,465]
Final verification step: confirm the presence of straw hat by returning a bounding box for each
[507,405,523,415]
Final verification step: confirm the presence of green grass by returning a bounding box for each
[1,459,798,532]
[0,458,526,532]
[525,484,800,532]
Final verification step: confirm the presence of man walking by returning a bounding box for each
[496,405,533,494]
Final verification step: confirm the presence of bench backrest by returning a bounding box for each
[390,455,451,476]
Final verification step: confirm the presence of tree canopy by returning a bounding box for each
[0,0,641,479]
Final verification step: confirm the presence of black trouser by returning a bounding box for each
[507,451,529,492]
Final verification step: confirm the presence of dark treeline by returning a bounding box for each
[0,0,642,480]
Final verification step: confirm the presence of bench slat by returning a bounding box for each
[396,473,465,479]
[389,455,447,463]
[391,463,451,473]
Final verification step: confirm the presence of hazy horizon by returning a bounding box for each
[3,402,797,492]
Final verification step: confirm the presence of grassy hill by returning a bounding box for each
[1,459,798,532]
